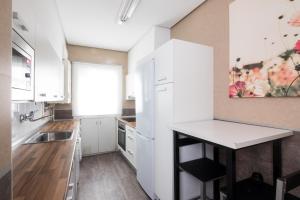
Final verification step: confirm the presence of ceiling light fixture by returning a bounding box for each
[118,0,141,24]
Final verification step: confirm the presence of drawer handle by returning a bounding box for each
[39,93,46,97]
[158,77,167,81]
[54,95,58,98]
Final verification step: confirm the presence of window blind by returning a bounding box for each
[72,62,122,116]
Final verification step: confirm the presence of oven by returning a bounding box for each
[12,29,35,100]
[118,120,126,151]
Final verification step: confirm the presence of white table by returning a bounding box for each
[171,120,293,200]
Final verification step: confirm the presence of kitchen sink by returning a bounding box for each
[24,131,73,144]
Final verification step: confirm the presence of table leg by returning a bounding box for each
[174,131,180,200]
[214,146,220,200]
[226,148,236,200]
[273,139,282,186]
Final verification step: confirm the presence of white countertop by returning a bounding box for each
[171,120,293,149]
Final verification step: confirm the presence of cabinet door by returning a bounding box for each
[34,0,66,102]
[154,84,174,200]
[80,118,99,155]
[154,41,173,85]
[12,0,36,47]
[35,36,62,102]
[126,74,135,100]
[98,117,116,153]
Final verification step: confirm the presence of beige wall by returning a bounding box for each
[67,45,134,109]
[171,0,300,130]
[68,45,128,74]
[0,0,12,198]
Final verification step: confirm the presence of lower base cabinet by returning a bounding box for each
[81,117,117,156]
[66,131,81,200]
[125,125,136,167]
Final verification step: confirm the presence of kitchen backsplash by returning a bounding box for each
[11,102,52,147]
[122,108,135,116]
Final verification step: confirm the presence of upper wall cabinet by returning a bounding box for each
[12,0,36,48]
[34,36,64,102]
[13,0,68,102]
[126,26,170,100]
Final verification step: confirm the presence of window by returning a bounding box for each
[72,62,122,116]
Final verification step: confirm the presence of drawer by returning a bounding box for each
[126,147,135,167]
[126,136,136,167]
[126,125,136,137]
[126,133,136,145]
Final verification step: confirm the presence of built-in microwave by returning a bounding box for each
[12,29,35,101]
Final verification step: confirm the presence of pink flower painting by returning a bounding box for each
[229,0,300,98]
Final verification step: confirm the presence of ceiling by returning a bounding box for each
[56,0,206,52]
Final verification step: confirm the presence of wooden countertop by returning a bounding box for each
[171,120,293,149]
[127,122,136,128]
[13,120,80,200]
[117,117,136,128]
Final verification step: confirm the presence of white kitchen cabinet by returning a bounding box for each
[34,35,64,102]
[99,118,117,153]
[80,118,99,155]
[12,0,67,102]
[34,0,65,102]
[12,0,36,48]
[125,125,136,167]
[126,26,170,100]
[34,0,66,60]
[62,59,72,103]
[126,74,135,100]
[81,117,117,156]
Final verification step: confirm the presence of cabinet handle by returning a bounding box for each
[53,95,58,98]
[68,183,74,189]
[39,93,46,97]
[158,77,167,81]
[128,136,133,140]
[157,88,167,92]
[127,150,134,155]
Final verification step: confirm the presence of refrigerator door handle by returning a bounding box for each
[136,131,154,140]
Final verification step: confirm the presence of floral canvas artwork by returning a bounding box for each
[229,0,300,98]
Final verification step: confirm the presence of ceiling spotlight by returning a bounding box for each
[118,0,141,24]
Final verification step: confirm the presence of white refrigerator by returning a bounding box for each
[136,39,213,200]
[135,57,155,199]
[154,39,214,200]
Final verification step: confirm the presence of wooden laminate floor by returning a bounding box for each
[78,152,150,200]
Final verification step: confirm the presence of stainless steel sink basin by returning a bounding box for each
[24,131,73,144]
